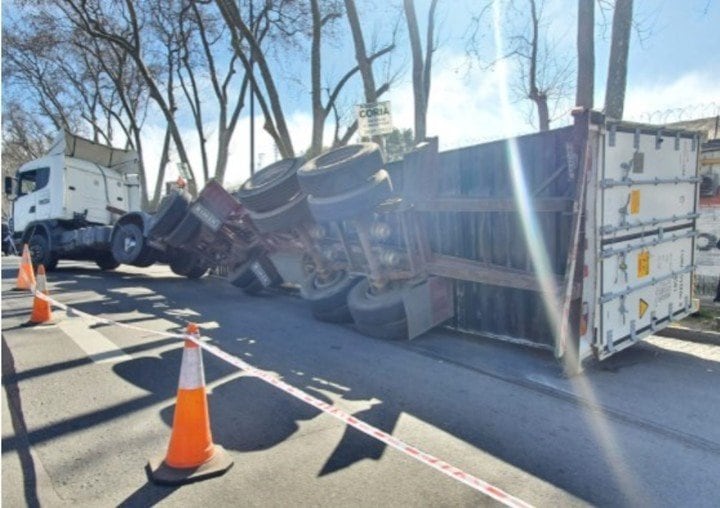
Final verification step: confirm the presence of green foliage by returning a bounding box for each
[384,128,415,162]
[359,128,414,162]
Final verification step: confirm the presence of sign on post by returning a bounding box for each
[356,101,393,138]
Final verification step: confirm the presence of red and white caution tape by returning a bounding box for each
[26,287,533,508]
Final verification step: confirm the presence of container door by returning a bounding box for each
[594,126,699,359]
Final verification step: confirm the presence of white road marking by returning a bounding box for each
[58,318,132,364]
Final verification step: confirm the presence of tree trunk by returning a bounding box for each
[214,126,230,185]
[310,0,324,157]
[215,0,294,158]
[604,0,633,120]
[404,0,425,143]
[422,0,438,127]
[344,0,377,103]
[151,127,172,209]
[536,94,550,131]
[575,0,594,109]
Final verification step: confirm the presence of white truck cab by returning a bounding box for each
[6,131,145,270]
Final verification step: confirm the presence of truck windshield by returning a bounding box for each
[17,167,50,196]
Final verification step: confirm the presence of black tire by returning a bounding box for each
[313,304,354,323]
[96,252,120,271]
[242,277,265,295]
[347,278,406,326]
[185,263,208,280]
[229,255,281,294]
[229,261,257,288]
[236,158,304,213]
[248,194,313,234]
[165,214,202,247]
[302,270,360,323]
[46,258,59,271]
[298,144,383,198]
[356,318,408,341]
[169,252,198,277]
[149,192,191,238]
[229,265,265,295]
[112,223,145,264]
[307,169,393,223]
[28,234,54,270]
[133,247,158,267]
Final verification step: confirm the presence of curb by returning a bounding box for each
[655,325,720,347]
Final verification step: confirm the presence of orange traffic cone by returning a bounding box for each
[27,265,53,325]
[147,323,233,485]
[14,244,36,291]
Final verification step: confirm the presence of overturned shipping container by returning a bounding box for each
[391,111,700,370]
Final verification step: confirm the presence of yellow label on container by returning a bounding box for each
[639,298,649,318]
[638,251,650,278]
[629,190,641,214]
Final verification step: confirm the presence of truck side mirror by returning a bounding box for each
[4,176,13,196]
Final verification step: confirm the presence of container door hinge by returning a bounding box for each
[655,129,664,150]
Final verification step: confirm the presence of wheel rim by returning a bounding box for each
[313,270,345,290]
[365,281,400,299]
[29,242,44,264]
[123,235,137,253]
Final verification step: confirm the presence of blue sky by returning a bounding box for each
[87,0,719,188]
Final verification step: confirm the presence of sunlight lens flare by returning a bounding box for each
[491,1,648,504]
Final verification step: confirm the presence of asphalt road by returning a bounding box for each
[2,258,719,507]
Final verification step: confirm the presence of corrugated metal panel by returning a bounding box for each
[390,127,578,347]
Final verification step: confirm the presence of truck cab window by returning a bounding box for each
[17,167,49,196]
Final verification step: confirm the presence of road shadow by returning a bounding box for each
[11,263,719,506]
[116,480,179,508]
[2,335,41,508]
[112,347,331,453]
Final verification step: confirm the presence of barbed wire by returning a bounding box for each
[629,102,720,124]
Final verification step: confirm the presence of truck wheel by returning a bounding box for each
[165,214,202,247]
[248,194,313,234]
[347,278,407,326]
[28,234,54,270]
[229,255,281,295]
[133,247,158,267]
[149,192,191,238]
[298,144,383,198]
[169,252,198,277]
[112,223,145,264]
[355,318,408,341]
[302,270,360,323]
[96,252,120,271]
[307,170,393,223]
[229,265,264,295]
[185,263,208,280]
[236,158,304,213]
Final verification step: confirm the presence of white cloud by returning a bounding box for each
[387,53,560,150]
[622,72,720,123]
[142,61,718,196]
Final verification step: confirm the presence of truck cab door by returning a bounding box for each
[33,167,52,221]
[12,167,52,233]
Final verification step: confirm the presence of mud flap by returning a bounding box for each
[402,276,454,340]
